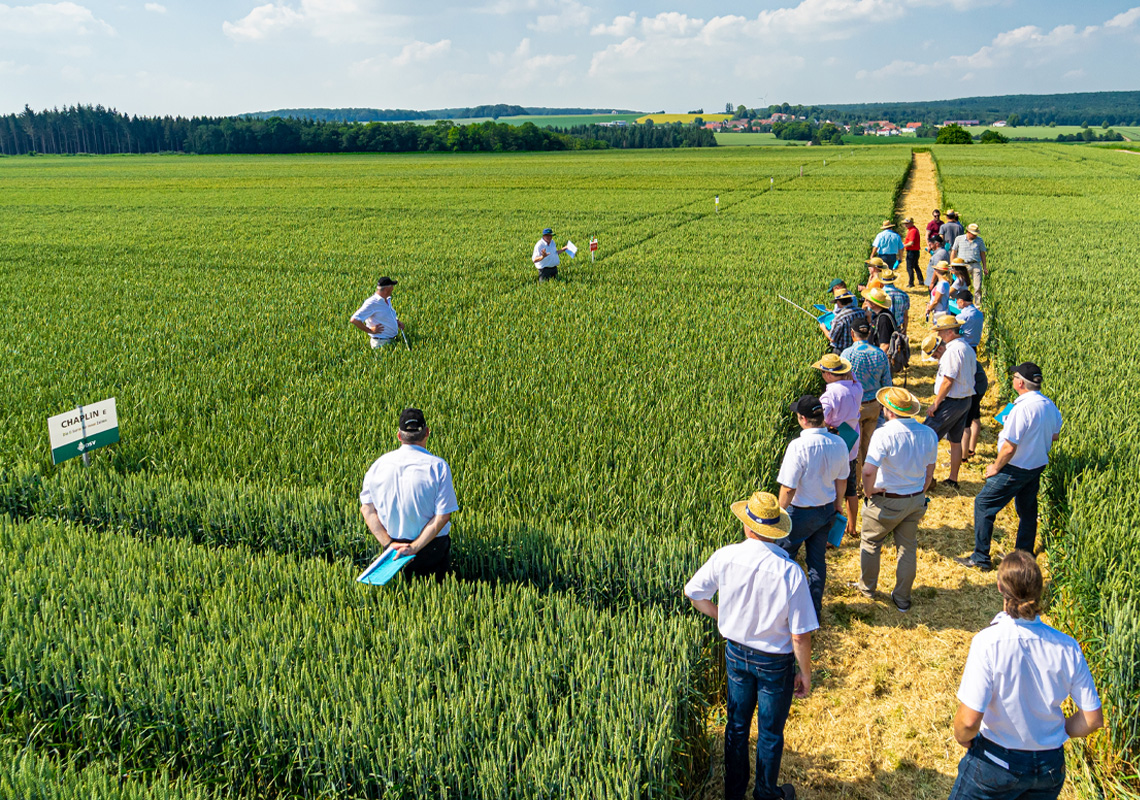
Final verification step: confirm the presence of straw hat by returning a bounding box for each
[879,220,895,230]
[731,491,792,539]
[865,287,891,310]
[876,387,922,418]
[865,257,887,268]
[879,268,898,283]
[902,217,914,225]
[931,314,962,332]
[967,223,980,234]
[921,333,942,356]
[950,257,968,267]
[812,353,853,374]
[932,260,951,274]
[833,288,855,302]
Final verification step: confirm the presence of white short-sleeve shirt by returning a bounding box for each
[999,391,1063,470]
[776,428,850,508]
[352,293,399,341]
[359,444,459,541]
[684,538,819,653]
[936,338,977,399]
[532,237,560,269]
[957,613,1101,751]
[864,418,938,494]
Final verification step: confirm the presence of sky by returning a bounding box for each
[1,0,1138,117]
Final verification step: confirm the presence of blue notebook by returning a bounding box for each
[357,546,416,586]
[995,402,1014,426]
[835,421,859,452]
[828,515,847,547]
[816,310,835,332]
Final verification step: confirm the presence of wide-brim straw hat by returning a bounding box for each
[879,268,898,283]
[865,256,887,268]
[812,353,853,374]
[865,287,891,310]
[921,333,941,356]
[950,257,969,267]
[876,387,923,418]
[902,217,914,225]
[931,314,962,331]
[880,220,895,229]
[730,491,792,539]
[932,260,951,274]
[967,223,980,234]
[833,288,855,301]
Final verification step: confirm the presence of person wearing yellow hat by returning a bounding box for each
[925,314,977,488]
[950,221,988,299]
[925,262,952,320]
[685,491,818,800]
[902,217,923,287]
[878,269,910,334]
[926,234,950,290]
[864,287,897,353]
[825,288,862,354]
[812,355,862,538]
[855,387,938,612]
[870,220,903,269]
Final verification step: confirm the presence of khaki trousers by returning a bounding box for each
[858,494,927,604]
[856,399,881,489]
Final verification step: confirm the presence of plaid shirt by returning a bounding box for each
[842,341,893,401]
[883,284,910,328]
[829,305,861,353]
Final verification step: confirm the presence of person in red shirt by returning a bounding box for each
[903,218,923,288]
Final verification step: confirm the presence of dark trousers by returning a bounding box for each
[948,736,1065,800]
[905,250,921,285]
[779,503,834,620]
[394,536,451,581]
[724,642,796,800]
[537,266,558,280]
[972,464,1045,566]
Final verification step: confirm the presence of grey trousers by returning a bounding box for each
[858,494,927,604]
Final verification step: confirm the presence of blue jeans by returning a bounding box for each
[724,642,796,800]
[948,737,1065,800]
[780,504,834,620]
[972,464,1045,566]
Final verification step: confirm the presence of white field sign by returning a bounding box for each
[48,398,119,465]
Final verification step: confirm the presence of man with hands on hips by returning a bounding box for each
[350,276,405,348]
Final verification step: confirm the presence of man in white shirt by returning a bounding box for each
[350,276,404,348]
[777,394,850,622]
[957,362,1062,572]
[855,387,938,612]
[532,227,567,281]
[685,491,818,800]
[949,551,1102,800]
[359,408,459,580]
[924,314,976,489]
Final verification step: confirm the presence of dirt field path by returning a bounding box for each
[700,152,1042,800]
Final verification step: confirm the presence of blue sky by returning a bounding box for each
[1,1,1138,116]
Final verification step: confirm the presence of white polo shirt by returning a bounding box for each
[352,293,399,342]
[684,538,819,653]
[359,445,459,541]
[532,237,560,269]
[936,338,977,399]
[776,428,850,508]
[957,613,1100,751]
[999,391,1063,470]
[864,418,938,494]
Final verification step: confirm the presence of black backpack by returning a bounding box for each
[887,330,911,378]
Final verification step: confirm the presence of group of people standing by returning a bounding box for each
[686,219,1101,800]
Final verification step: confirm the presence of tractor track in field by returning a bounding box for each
[697,151,1065,800]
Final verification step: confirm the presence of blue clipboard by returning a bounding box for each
[357,546,416,586]
[995,402,1014,426]
[835,421,859,452]
[949,300,961,315]
[828,515,847,547]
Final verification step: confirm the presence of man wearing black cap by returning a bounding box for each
[956,363,1062,572]
[350,276,404,348]
[532,227,567,281]
[359,408,459,580]
[776,395,850,621]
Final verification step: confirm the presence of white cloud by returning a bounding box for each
[1106,7,1140,28]
[530,0,589,32]
[392,38,450,66]
[143,2,165,12]
[0,2,114,37]
[223,0,404,44]
[223,4,302,40]
[591,11,635,36]
[0,59,30,74]
[641,11,703,37]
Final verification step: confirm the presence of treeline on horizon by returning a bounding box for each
[246,104,640,122]
[0,105,714,156]
[816,90,1140,126]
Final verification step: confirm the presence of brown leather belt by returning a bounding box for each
[883,490,923,499]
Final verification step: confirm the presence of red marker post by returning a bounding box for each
[589,237,598,263]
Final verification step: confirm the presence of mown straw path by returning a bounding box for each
[698,152,1060,799]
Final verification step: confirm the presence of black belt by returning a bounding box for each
[727,640,791,659]
[883,490,923,499]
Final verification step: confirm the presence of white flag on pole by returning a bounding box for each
[565,240,578,258]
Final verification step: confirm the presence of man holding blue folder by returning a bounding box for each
[359,408,459,581]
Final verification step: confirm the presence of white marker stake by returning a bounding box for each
[715,194,719,213]
[800,166,803,177]
[770,178,774,187]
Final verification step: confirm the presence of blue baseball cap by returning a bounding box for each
[542,228,553,236]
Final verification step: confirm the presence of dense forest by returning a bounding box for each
[0,105,713,156]
[808,91,1140,126]
[246,105,640,122]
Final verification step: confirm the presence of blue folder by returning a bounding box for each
[995,402,1014,426]
[828,515,847,547]
[357,547,416,586]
